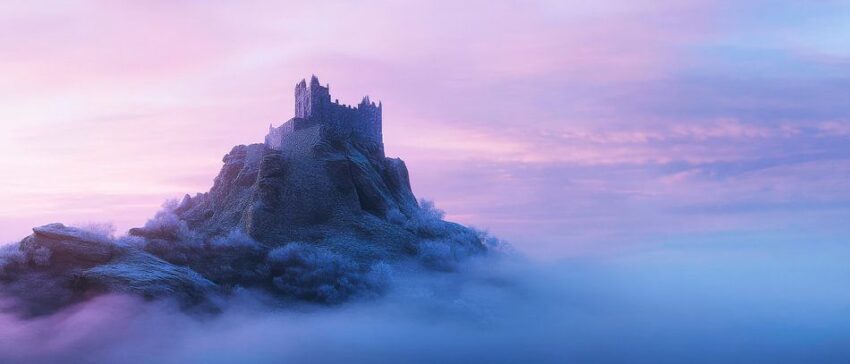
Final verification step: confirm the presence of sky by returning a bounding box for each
[2,2,850,362]
[1,0,849,259]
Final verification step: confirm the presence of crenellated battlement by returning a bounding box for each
[267,75,383,153]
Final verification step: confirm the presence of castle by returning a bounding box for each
[265,75,383,152]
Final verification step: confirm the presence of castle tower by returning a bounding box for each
[356,96,382,145]
[294,75,331,123]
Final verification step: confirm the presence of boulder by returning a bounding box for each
[21,223,122,268]
[80,251,217,303]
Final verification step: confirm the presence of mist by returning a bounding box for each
[1,237,848,364]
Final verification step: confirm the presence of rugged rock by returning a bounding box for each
[163,123,482,264]
[1,224,217,315]
[79,251,216,303]
[0,77,489,314]
[22,223,120,268]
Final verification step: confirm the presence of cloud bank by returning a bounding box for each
[1,235,849,363]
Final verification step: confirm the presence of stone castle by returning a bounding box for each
[265,75,383,152]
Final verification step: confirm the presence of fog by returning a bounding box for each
[1,238,848,364]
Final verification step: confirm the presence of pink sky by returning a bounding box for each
[2,1,849,258]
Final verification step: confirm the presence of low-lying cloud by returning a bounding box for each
[1,238,848,363]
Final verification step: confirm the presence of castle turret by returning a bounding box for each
[294,79,308,119]
[295,74,332,123]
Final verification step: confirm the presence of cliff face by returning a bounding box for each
[165,123,477,263]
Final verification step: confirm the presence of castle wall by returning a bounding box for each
[269,76,383,152]
[265,124,285,150]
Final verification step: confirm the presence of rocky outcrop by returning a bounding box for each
[1,92,487,314]
[1,224,216,315]
[165,124,481,264]
[22,223,120,268]
[79,251,216,302]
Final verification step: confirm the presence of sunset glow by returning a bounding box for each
[2,1,849,257]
